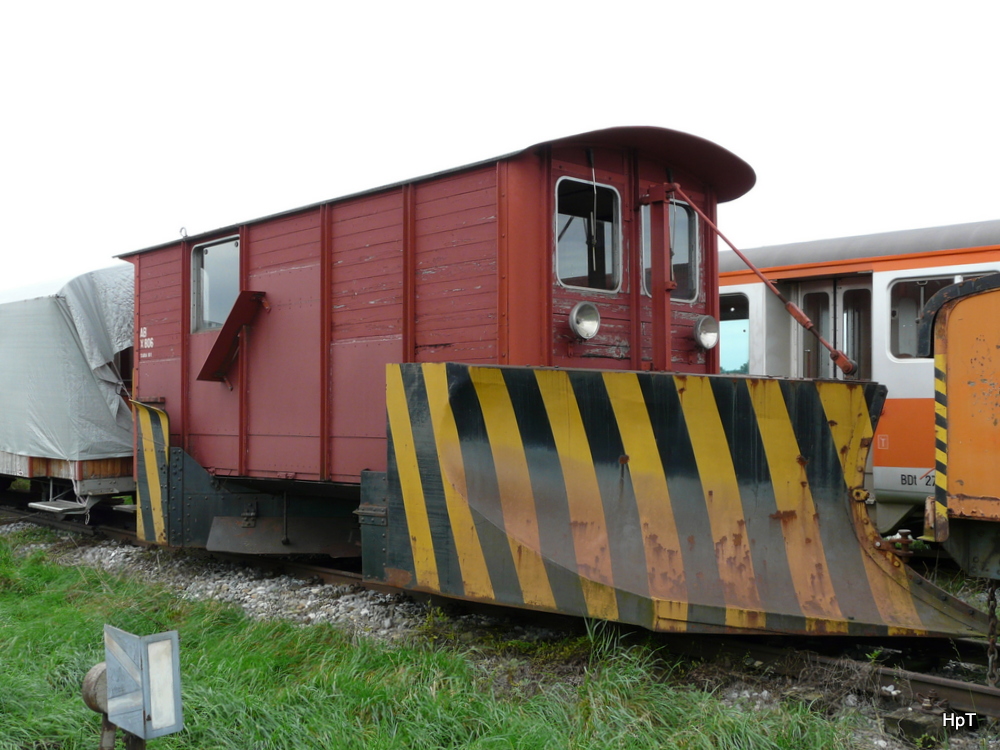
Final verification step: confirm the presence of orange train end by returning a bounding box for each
[920,274,1000,579]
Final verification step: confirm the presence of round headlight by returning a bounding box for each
[569,302,601,340]
[693,315,720,350]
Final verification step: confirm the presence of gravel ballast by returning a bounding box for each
[2,523,428,639]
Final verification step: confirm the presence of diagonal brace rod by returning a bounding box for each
[665,182,857,376]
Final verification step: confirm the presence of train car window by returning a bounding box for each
[640,202,699,302]
[842,288,872,379]
[555,178,621,292]
[720,293,749,374]
[889,276,977,357]
[801,291,831,378]
[191,237,240,332]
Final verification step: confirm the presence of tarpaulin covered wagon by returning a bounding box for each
[0,265,135,515]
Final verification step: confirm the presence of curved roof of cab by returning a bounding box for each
[119,126,755,258]
[719,219,1000,275]
[544,126,756,203]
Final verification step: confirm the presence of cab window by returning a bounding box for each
[641,201,699,302]
[555,178,621,292]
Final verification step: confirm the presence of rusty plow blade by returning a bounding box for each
[368,363,987,638]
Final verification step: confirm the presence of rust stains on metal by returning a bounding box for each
[770,509,798,522]
[948,495,1000,521]
[383,567,414,588]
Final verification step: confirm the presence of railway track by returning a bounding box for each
[4,497,1000,731]
[0,498,366,587]
[657,635,1000,725]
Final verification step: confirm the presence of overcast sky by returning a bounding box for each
[2,1,997,302]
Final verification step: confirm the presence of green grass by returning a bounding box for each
[0,528,872,749]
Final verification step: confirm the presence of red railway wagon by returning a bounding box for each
[122,127,751,546]
[125,127,986,637]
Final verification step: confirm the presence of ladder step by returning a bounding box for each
[28,500,90,514]
[112,504,137,514]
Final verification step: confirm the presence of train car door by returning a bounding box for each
[793,277,872,380]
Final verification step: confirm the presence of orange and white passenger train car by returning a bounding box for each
[719,220,1000,532]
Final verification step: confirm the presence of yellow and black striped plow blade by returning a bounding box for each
[377,363,987,638]
[133,401,170,545]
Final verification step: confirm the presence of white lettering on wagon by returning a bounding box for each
[139,326,155,359]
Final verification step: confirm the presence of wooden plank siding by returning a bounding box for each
[133,246,185,445]
[245,212,323,479]
[327,190,405,480]
[330,192,404,342]
[414,168,499,364]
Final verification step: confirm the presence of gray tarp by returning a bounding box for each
[0,265,133,461]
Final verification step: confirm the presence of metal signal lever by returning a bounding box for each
[664,182,857,377]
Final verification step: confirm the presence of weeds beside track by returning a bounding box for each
[0,525,881,750]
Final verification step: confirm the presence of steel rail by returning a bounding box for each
[871,661,1000,718]
[656,635,1000,719]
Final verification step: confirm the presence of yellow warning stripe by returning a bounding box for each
[421,364,494,601]
[386,366,440,591]
[676,375,764,627]
[934,352,948,494]
[654,599,691,632]
[534,369,618,621]
[603,372,688,608]
[816,382,922,632]
[747,380,845,627]
[470,368,556,609]
[134,403,167,544]
[814,383,868,487]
